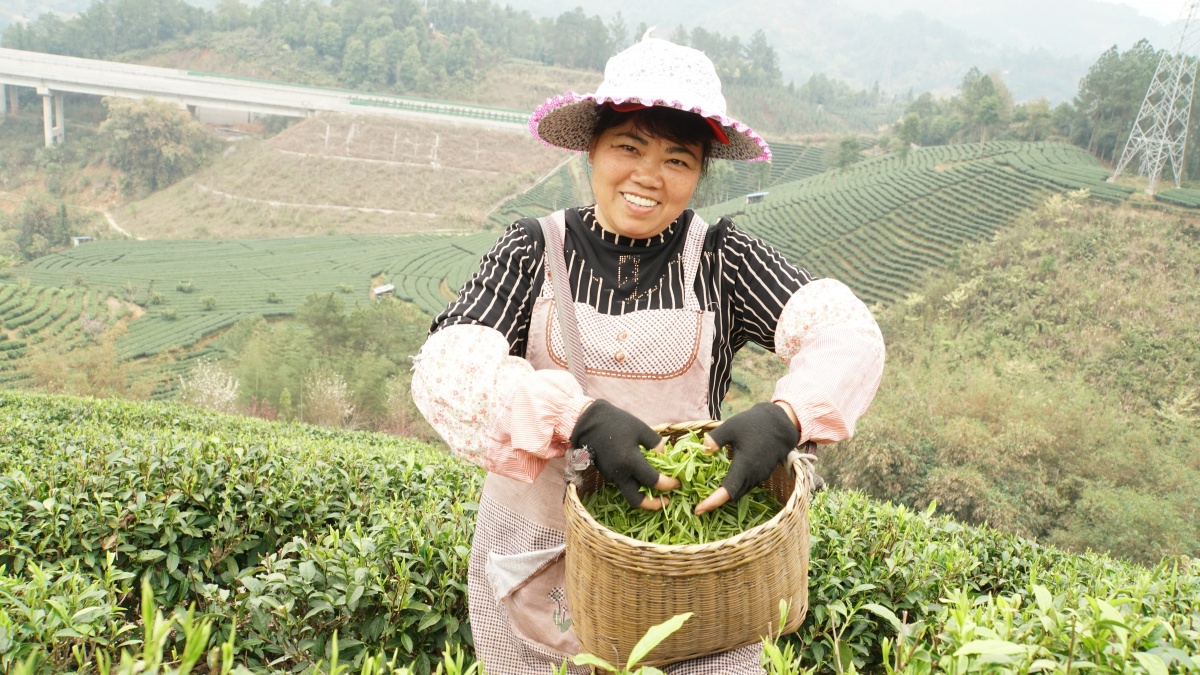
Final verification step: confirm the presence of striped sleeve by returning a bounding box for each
[721,224,813,349]
[770,279,885,444]
[431,220,544,356]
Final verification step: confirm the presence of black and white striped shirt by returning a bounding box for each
[431,206,814,417]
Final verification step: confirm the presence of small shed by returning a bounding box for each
[745,192,769,204]
[372,283,395,298]
[71,236,94,246]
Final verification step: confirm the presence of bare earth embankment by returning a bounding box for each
[111,113,568,239]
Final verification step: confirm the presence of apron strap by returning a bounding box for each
[538,210,589,395]
[681,213,709,312]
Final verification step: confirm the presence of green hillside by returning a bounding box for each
[17,233,495,364]
[818,192,1200,564]
[700,141,1136,306]
[2,391,1197,673]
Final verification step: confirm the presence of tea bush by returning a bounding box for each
[0,391,480,673]
[2,391,1197,673]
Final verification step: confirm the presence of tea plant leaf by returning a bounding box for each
[571,653,617,672]
[1133,652,1169,675]
[953,639,1026,656]
[627,612,692,669]
[862,603,902,635]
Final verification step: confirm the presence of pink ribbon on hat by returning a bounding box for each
[606,101,731,145]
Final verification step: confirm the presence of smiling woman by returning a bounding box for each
[587,108,708,239]
[410,32,886,675]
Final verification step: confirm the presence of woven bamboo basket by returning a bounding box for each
[564,420,812,669]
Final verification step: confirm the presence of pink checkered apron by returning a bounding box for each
[467,211,763,674]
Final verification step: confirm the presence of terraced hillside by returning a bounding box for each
[701,141,1137,305]
[19,233,497,363]
[1155,187,1200,208]
[0,282,118,388]
[109,113,566,239]
[484,141,830,228]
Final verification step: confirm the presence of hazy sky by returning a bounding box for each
[1100,0,1188,22]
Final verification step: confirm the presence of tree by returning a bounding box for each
[100,97,219,195]
[447,27,483,81]
[1072,40,1160,162]
[341,36,367,86]
[975,95,1002,151]
[896,112,921,163]
[5,196,76,259]
[695,160,736,206]
[608,11,629,51]
[297,292,348,355]
[832,135,862,171]
[743,30,781,86]
[214,0,251,32]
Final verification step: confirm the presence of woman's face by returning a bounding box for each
[588,120,704,239]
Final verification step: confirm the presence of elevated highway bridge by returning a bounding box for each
[0,47,528,146]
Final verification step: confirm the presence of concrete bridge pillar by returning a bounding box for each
[0,84,6,120]
[38,86,64,146]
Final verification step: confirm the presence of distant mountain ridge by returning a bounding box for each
[497,0,1173,102]
[5,0,1175,102]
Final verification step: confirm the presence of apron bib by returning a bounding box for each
[471,211,734,673]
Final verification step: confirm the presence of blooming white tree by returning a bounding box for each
[303,370,355,427]
[179,359,239,414]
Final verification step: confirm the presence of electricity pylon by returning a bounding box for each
[1111,1,1200,194]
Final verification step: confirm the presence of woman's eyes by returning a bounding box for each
[613,145,692,169]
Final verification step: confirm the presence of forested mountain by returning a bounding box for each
[6,0,1175,102]
[493,0,1173,102]
[1,0,906,137]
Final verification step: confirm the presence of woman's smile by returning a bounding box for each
[588,120,703,239]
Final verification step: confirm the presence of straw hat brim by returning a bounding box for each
[529,93,771,163]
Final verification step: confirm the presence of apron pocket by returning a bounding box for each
[487,546,580,657]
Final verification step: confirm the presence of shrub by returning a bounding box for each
[199,295,216,311]
[0,392,480,672]
[176,280,194,293]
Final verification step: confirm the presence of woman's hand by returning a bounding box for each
[570,400,681,509]
[695,402,799,514]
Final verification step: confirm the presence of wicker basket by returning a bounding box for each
[564,420,812,669]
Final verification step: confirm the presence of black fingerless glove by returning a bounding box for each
[707,402,800,502]
[570,399,662,508]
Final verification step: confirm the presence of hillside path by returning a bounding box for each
[103,210,142,240]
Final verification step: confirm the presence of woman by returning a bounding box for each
[412,34,885,674]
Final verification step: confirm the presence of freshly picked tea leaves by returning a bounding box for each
[581,431,781,545]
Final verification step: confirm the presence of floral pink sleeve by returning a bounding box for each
[411,324,592,482]
[771,279,885,444]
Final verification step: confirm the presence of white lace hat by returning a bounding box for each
[529,34,771,162]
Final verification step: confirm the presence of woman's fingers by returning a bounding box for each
[651,438,668,454]
[702,435,722,454]
[694,486,730,515]
[655,472,681,492]
[634,472,681,510]
[639,493,669,510]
